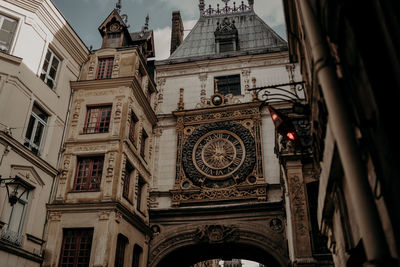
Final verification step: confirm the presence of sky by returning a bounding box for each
[52,0,286,60]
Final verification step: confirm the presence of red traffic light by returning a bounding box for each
[267,105,299,142]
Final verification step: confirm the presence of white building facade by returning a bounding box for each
[0,0,88,266]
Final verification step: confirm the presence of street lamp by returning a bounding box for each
[0,176,32,206]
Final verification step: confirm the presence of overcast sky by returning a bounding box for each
[52,0,286,60]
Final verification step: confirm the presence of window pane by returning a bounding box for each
[60,229,93,267]
[25,115,35,140]
[215,74,241,95]
[41,49,60,89]
[8,202,24,233]
[84,106,111,134]
[115,235,127,267]
[32,104,48,122]
[2,18,18,32]
[49,56,60,79]
[74,157,104,191]
[41,50,52,74]
[0,15,17,53]
[33,122,44,146]
[96,58,114,79]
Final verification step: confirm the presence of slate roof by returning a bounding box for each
[157,9,287,65]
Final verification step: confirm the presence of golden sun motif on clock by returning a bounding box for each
[193,130,245,179]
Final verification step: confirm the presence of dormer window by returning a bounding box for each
[214,17,239,53]
[105,31,121,48]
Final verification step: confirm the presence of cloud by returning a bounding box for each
[154,26,171,60]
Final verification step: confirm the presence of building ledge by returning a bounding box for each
[0,239,43,263]
[0,51,22,65]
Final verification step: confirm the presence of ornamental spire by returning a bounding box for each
[199,0,205,15]
[116,0,121,12]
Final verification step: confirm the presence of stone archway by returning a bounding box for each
[149,223,288,267]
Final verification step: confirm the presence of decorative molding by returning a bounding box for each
[171,103,266,204]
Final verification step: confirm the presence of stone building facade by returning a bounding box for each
[283,0,400,266]
[43,7,157,267]
[147,1,329,266]
[0,0,88,266]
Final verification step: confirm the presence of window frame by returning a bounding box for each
[132,244,143,267]
[59,228,93,267]
[129,112,139,146]
[214,74,241,96]
[96,57,114,79]
[123,162,134,202]
[24,104,49,156]
[83,105,112,134]
[114,234,128,267]
[73,156,104,192]
[136,176,146,213]
[40,47,61,89]
[140,129,148,160]
[1,188,30,246]
[0,13,18,54]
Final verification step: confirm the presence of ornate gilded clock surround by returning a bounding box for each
[171,102,267,205]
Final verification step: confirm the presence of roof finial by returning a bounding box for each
[222,0,230,6]
[248,0,254,10]
[116,0,121,12]
[199,0,205,15]
[144,14,149,31]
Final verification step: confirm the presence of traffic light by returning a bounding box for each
[267,105,299,142]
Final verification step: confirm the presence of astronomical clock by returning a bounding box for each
[171,93,268,205]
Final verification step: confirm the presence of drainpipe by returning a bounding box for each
[296,0,391,265]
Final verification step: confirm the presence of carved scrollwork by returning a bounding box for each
[195,225,238,243]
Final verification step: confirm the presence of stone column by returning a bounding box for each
[286,160,313,265]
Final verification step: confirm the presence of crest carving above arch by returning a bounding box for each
[148,223,288,267]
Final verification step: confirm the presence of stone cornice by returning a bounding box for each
[173,100,262,118]
[156,48,288,68]
[4,0,88,65]
[47,202,152,235]
[156,51,290,77]
[0,240,43,263]
[0,51,22,65]
[150,201,283,219]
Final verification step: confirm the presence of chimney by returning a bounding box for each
[170,11,184,55]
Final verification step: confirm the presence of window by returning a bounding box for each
[214,74,241,96]
[140,130,148,159]
[136,176,146,212]
[105,32,121,48]
[1,188,29,246]
[24,104,48,156]
[115,234,128,267]
[40,48,61,89]
[84,105,112,134]
[59,228,93,267]
[132,244,143,267]
[219,41,235,53]
[96,57,114,79]
[123,162,134,201]
[0,14,18,53]
[129,112,138,145]
[73,156,104,191]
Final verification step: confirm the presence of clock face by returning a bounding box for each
[182,121,256,188]
[193,130,245,179]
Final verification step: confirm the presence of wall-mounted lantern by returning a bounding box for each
[0,176,33,206]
